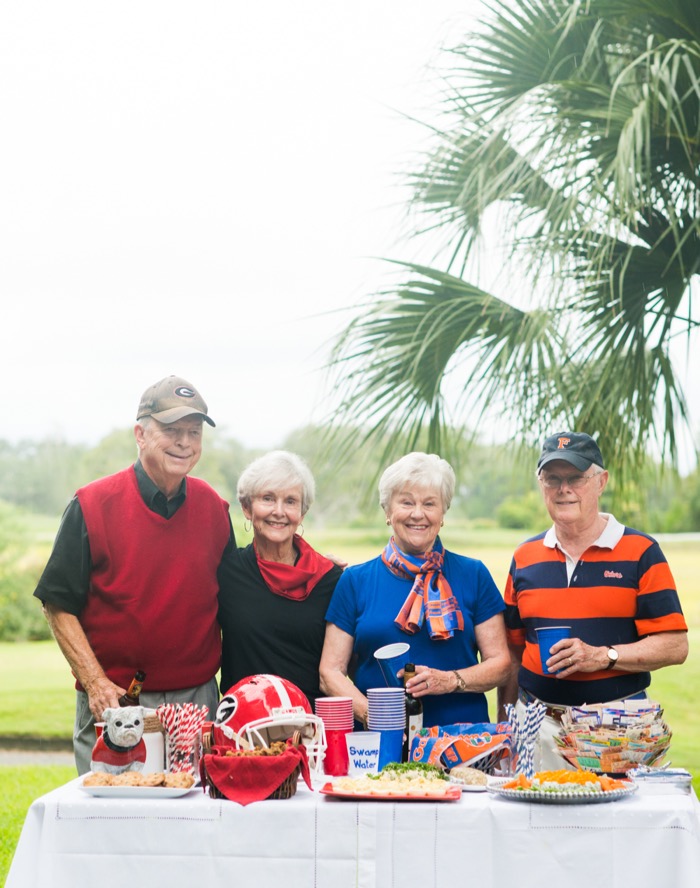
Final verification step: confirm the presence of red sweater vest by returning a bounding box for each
[77,467,229,691]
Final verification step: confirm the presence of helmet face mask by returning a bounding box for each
[213,674,326,772]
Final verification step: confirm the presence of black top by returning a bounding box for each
[217,543,342,706]
[34,461,234,614]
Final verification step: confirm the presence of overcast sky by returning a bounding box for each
[0,1,481,448]
[2,2,697,470]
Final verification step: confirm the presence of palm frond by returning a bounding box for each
[329,263,566,460]
[328,0,700,489]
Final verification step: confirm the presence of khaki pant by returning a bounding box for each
[73,678,220,775]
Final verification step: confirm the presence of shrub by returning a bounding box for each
[0,501,52,641]
[496,493,548,530]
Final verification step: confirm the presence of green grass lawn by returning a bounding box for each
[0,766,76,885]
[1,529,698,883]
[0,640,76,738]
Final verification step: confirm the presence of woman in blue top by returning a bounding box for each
[320,452,510,729]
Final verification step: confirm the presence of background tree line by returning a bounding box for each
[1,423,699,643]
[2,425,699,529]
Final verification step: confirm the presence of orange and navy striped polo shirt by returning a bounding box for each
[504,521,687,706]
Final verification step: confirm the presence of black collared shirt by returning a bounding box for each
[33,461,232,615]
[132,460,187,518]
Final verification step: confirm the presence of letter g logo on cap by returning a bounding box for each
[174,387,196,399]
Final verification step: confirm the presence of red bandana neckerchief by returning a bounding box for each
[254,534,335,601]
[382,536,464,640]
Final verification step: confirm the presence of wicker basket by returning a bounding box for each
[205,761,301,800]
[143,714,165,734]
[203,733,305,801]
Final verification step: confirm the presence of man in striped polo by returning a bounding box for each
[498,432,688,770]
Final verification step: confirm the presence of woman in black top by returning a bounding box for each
[217,450,342,706]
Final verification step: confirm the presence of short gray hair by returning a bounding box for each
[237,450,316,515]
[378,452,456,513]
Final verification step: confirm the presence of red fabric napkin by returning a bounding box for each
[201,741,311,805]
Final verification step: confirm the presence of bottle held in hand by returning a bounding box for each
[402,662,423,762]
[119,670,146,706]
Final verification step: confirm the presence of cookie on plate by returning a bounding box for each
[140,771,166,786]
[164,772,195,788]
[83,771,114,787]
[112,770,146,786]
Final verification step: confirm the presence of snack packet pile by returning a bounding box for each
[555,700,671,773]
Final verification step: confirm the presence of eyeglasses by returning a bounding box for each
[539,471,601,490]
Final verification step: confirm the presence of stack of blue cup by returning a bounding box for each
[366,687,406,769]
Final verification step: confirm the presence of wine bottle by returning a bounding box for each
[402,662,423,762]
[119,670,146,706]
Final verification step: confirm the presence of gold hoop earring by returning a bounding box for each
[243,519,252,533]
[386,518,391,526]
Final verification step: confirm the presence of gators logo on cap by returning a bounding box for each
[557,437,571,449]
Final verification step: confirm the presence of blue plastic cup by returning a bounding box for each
[535,626,572,674]
[376,727,404,770]
[374,643,410,688]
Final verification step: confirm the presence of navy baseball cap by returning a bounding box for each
[537,432,605,473]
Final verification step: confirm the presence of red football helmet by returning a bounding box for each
[213,674,326,772]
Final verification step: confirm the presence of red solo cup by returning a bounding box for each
[319,715,354,728]
[323,728,350,776]
[315,697,353,714]
[316,708,353,719]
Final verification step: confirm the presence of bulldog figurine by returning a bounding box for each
[91,706,148,774]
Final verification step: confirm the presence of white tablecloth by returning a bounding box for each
[8,777,700,888]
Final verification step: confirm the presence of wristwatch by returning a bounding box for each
[606,647,619,669]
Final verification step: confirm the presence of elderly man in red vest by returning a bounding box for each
[34,376,233,774]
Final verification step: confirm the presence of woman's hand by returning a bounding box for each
[404,666,454,697]
[403,614,512,698]
[324,552,348,569]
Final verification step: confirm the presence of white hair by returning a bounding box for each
[378,452,456,513]
[237,450,315,515]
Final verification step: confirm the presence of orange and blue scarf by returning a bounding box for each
[382,537,464,640]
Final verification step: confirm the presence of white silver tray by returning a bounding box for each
[80,784,196,799]
[487,781,638,804]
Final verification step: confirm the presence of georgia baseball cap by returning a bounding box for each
[136,375,215,426]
